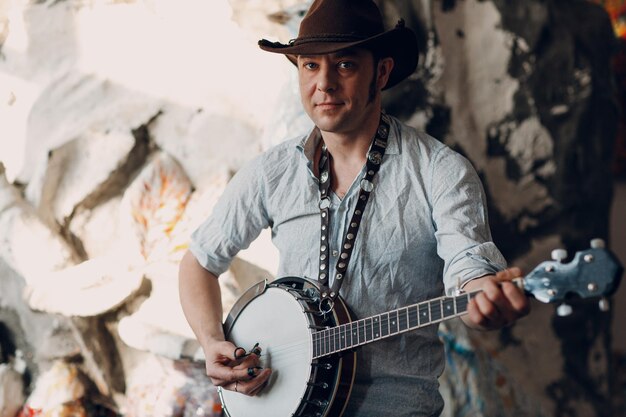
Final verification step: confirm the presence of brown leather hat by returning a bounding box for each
[258,0,419,90]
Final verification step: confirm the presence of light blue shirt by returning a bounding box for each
[190,115,506,416]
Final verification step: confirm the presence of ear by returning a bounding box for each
[377,57,394,89]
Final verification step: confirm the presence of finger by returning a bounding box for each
[235,369,272,396]
[501,282,530,317]
[248,369,272,396]
[472,291,501,324]
[232,353,263,372]
[224,368,271,394]
[207,356,258,385]
[233,346,247,360]
[209,363,262,386]
[233,365,264,381]
[480,278,509,309]
[466,298,489,328]
[206,365,235,387]
[493,267,523,283]
[484,279,524,324]
[228,380,239,392]
[248,379,270,396]
[233,344,263,359]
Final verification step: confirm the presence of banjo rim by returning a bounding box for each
[219,276,357,417]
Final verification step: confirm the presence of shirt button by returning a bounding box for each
[332,250,339,257]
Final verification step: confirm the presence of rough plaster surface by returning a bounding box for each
[0,0,621,415]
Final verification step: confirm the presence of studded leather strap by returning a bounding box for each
[317,113,391,312]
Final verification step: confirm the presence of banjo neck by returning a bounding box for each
[312,289,477,359]
[312,238,623,359]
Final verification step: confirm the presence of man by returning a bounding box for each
[179,0,529,415]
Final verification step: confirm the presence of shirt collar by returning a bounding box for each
[298,127,322,164]
[296,115,401,163]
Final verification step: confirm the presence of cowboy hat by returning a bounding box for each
[258,0,419,90]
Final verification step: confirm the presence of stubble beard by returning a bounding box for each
[304,61,381,133]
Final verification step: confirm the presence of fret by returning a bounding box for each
[389,310,398,334]
[358,319,367,343]
[334,327,340,352]
[313,332,318,357]
[380,312,389,337]
[340,325,346,350]
[442,298,455,318]
[325,328,330,355]
[398,307,408,331]
[318,332,323,356]
[347,322,353,347]
[419,302,429,325]
[318,330,323,356]
[408,305,418,328]
[351,321,359,346]
[316,331,322,357]
[316,331,321,357]
[455,293,469,314]
[429,300,442,322]
[327,328,333,353]
[317,330,324,356]
[365,318,373,341]
[373,315,381,339]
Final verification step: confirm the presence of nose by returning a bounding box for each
[316,65,337,93]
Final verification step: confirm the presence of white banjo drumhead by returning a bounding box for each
[221,286,313,417]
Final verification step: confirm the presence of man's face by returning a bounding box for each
[297,48,391,135]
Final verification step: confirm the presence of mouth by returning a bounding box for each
[315,102,343,110]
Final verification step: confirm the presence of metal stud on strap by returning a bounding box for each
[368,151,382,165]
[360,179,374,192]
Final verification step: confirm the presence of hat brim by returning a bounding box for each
[259,26,418,90]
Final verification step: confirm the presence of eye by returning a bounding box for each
[338,61,355,70]
[302,61,318,70]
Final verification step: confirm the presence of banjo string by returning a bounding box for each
[245,318,394,360]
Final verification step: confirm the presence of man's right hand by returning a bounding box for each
[179,251,273,396]
[203,339,273,396]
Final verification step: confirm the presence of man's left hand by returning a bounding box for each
[461,267,530,330]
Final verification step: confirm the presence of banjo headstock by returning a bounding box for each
[523,239,623,316]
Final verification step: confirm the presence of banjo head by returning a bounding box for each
[220,282,315,417]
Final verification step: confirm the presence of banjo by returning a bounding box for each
[217,240,622,417]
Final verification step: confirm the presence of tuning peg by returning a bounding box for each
[556,303,573,317]
[590,238,605,249]
[599,297,610,312]
[551,249,568,263]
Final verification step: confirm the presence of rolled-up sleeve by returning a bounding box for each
[429,147,507,294]
[189,156,270,277]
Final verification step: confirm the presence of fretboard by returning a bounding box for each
[312,291,476,359]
